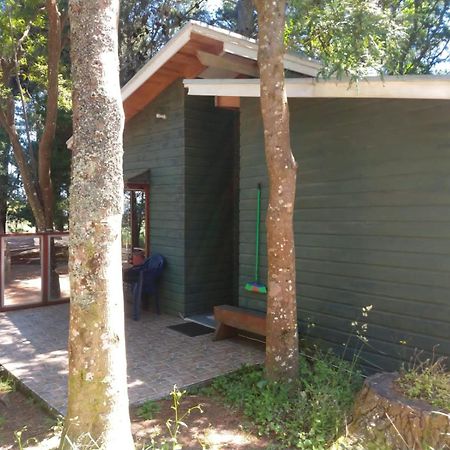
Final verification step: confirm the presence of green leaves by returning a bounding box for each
[287,0,405,81]
[137,400,161,420]
[0,0,49,107]
[209,356,363,449]
[398,353,450,412]
[286,0,449,79]
[118,0,211,84]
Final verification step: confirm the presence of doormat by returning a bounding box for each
[167,322,214,337]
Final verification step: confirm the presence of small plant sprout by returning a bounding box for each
[14,426,27,450]
[361,305,373,317]
[352,304,373,344]
[165,386,203,450]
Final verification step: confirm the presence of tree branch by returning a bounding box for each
[38,0,63,229]
[0,100,46,230]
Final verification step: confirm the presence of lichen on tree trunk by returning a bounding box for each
[254,0,299,382]
[60,0,134,448]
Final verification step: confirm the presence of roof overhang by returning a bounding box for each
[67,22,321,148]
[183,75,450,100]
[121,21,321,120]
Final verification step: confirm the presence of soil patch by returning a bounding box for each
[0,390,56,449]
[131,394,273,449]
[0,389,272,449]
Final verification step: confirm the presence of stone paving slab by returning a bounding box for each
[0,304,264,415]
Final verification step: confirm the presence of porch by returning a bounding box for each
[0,303,264,415]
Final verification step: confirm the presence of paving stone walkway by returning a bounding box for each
[0,304,264,415]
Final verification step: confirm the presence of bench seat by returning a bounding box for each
[213,305,266,341]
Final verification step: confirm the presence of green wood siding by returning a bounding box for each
[123,81,186,315]
[184,96,237,315]
[240,97,450,371]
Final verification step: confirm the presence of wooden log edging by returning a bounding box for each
[349,372,450,450]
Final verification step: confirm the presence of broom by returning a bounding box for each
[245,183,267,294]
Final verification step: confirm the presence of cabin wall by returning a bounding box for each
[184,96,237,315]
[123,81,186,315]
[239,97,450,371]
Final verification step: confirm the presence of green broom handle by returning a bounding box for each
[255,183,261,281]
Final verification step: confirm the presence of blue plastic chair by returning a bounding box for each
[124,253,165,320]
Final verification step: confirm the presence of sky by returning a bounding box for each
[206,0,222,12]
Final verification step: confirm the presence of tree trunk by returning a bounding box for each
[0,129,8,234]
[61,0,134,448]
[0,102,46,231]
[236,0,254,37]
[254,0,299,382]
[0,1,63,232]
[38,0,62,230]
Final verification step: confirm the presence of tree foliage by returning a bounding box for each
[384,0,450,74]
[287,0,449,78]
[119,0,211,84]
[214,0,257,37]
[0,0,71,231]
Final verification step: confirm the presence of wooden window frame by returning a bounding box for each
[124,183,150,257]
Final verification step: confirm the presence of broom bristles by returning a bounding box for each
[244,281,267,294]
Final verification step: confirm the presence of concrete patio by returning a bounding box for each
[0,304,264,415]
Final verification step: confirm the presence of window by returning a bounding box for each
[122,184,150,265]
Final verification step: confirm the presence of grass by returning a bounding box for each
[397,352,450,412]
[201,350,363,450]
[0,372,15,394]
[137,400,161,420]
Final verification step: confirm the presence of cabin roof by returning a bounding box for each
[121,21,321,120]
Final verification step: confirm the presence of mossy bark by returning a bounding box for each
[60,0,134,448]
[254,0,299,382]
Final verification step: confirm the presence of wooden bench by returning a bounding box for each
[213,305,266,341]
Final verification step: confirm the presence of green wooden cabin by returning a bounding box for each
[122,22,450,371]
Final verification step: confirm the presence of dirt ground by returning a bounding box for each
[0,389,273,449]
[0,390,56,450]
[131,394,273,449]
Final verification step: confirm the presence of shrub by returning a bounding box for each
[397,353,450,412]
[208,350,363,449]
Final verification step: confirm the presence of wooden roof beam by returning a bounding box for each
[196,50,258,77]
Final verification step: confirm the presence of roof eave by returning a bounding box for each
[184,75,450,100]
[121,21,321,102]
